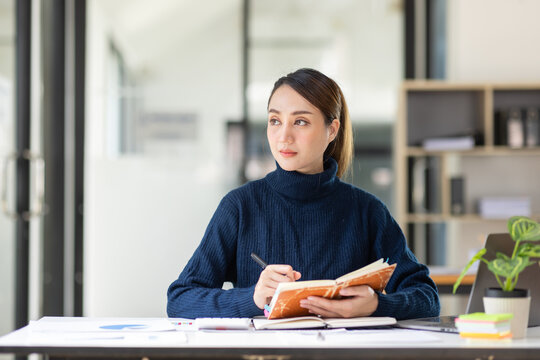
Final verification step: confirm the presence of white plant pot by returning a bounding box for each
[483,288,531,339]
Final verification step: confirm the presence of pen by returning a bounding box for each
[251,253,271,317]
[250,252,267,269]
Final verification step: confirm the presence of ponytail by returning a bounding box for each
[326,88,353,178]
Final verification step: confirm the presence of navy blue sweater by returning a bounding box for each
[167,158,440,319]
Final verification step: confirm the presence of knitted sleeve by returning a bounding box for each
[166,194,261,319]
[367,199,441,320]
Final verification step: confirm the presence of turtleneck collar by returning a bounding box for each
[264,157,340,201]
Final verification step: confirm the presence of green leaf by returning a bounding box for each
[453,248,486,294]
[517,243,540,258]
[495,252,510,261]
[508,216,540,242]
[487,256,530,280]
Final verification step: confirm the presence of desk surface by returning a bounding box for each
[431,274,475,286]
[1,317,540,360]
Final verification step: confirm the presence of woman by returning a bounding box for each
[167,68,440,319]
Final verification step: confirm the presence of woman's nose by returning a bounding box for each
[278,124,293,143]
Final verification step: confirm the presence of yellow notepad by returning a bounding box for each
[459,331,512,340]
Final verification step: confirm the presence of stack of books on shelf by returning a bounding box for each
[455,313,513,340]
[479,197,531,219]
[422,136,475,151]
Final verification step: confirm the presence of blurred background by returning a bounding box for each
[1,0,540,341]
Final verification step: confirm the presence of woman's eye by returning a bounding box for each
[269,118,280,126]
[295,119,308,126]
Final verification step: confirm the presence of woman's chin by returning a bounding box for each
[277,161,298,172]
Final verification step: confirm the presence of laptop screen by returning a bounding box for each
[396,233,540,332]
[466,233,540,326]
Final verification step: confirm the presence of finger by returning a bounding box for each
[340,285,374,297]
[254,281,279,308]
[265,265,297,282]
[278,267,296,282]
[294,271,302,280]
[266,264,294,274]
[258,278,280,291]
[305,296,340,310]
[308,295,377,318]
[265,270,295,284]
[300,301,341,318]
[303,296,357,318]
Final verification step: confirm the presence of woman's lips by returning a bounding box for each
[279,150,297,158]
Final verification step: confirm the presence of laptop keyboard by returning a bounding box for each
[419,316,457,326]
[397,316,459,333]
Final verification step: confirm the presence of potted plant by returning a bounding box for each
[453,216,540,338]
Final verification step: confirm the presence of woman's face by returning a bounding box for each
[267,85,339,174]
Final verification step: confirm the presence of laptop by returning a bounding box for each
[396,233,540,333]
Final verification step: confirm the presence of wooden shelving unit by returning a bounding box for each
[430,273,476,295]
[396,81,540,270]
[406,147,540,157]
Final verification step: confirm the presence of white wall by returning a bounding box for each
[84,0,242,316]
[447,0,540,82]
[85,158,225,316]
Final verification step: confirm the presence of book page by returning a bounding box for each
[253,316,397,330]
[336,258,387,283]
[273,279,336,292]
[325,316,396,328]
[253,316,325,330]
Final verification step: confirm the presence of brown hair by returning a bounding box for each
[268,68,353,178]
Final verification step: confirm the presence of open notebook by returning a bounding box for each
[267,258,396,319]
[253,316,396,330]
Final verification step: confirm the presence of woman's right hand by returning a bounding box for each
[253,265,301,309]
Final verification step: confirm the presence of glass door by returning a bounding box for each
[0,0,16,337]
[84,0,243,317]
[0,0,42,337]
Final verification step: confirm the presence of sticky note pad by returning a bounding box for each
[458,312,513,322]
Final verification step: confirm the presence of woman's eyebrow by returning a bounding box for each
[292,110,313,115]
[268,108,313,115]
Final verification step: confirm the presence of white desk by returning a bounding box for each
[1,317,540,359]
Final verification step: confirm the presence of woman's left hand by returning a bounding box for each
[299,285,378,318]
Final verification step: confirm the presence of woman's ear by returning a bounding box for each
[328,119,340,142]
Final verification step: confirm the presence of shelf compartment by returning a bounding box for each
[406,213,540,223]
[406,90,485,147]
[406,146,540,157]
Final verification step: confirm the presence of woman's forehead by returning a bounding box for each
[268,85,319,114]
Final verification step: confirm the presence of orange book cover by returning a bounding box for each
[267,259,397,319]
